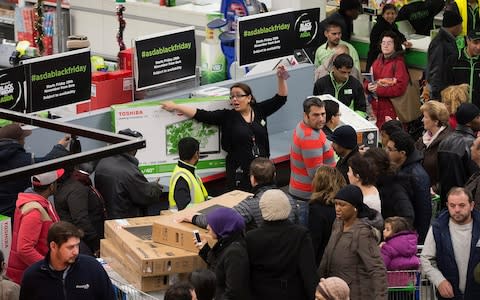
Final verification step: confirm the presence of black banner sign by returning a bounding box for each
[237,8,320,66]
[134,27,196,91]
[24,48,91,113]
[0,65,26,112]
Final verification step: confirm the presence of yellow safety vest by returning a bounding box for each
[168,165,208,209]
[456,0,480,36]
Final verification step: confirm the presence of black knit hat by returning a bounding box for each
[455,103,480,125]
[442,11,462,28]
[330,125,358,150]
[340,0,362,12]
[335,185,369,218]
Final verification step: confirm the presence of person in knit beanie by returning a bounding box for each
[196,207,251,300]
[246,189,318,300]
[316,277,350,300]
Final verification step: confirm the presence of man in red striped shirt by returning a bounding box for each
[289,97,336,226]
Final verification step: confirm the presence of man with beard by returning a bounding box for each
[19,222,114,300]
[421,187,480,300]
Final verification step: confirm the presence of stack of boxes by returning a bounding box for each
[100,190,251,292]
[77,48,134,113]
[16,6,53,55]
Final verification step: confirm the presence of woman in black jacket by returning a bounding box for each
[247,189,318,300]
[196,207,251,300]
[365,4,410,72]
[162,65,289,192]
[363,147,415,224]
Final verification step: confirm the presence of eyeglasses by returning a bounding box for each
[229,94,249,100]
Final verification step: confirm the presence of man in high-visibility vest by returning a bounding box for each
[168,137,208,210]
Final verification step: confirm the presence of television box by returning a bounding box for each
[0,215,11,267]
[111,97,231,179]
[101,239,190,292]
[103,217,206,277]
[317,94,379,147]
[152,190,251,252]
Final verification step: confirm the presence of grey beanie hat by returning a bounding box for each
[259,189,291,221]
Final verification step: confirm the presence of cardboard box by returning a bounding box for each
[152,190,251,252]
[0,215,11,267]
[103,217,206,276]
[317,94,379,147]
[101,239,189,292]
[111,97,232,179]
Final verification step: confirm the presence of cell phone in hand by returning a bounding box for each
[278,68,290,80]
[193,230,201,244]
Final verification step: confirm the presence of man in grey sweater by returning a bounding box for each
[179,157,298,230]
[420,187,480,299]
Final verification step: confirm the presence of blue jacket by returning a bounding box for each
[20,254,115,300]
[399,149,432,243]
[0,139,69,218]
[432,209,480,300]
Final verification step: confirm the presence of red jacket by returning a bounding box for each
[6,191,59,284]
[365,52,409,128]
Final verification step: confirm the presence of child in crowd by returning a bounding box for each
[380,216,420,291]
[381,216,420,270]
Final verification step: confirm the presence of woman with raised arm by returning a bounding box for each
[162,65,288,192]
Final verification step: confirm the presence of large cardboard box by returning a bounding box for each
[0,215,11,266]
[110,97,231,179]
[103,217,205,277]
[152,190,251,252]
[317,94,379,147]
[101,239,189,292]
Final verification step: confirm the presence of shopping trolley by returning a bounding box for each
[387,270,421,300]
[111,277,159,300]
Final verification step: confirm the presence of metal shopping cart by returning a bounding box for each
[111,277,160,300]
[387,270,421,300]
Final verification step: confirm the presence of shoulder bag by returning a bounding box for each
[391,62,422,123]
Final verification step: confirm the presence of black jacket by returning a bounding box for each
[399,149,432,243]
[438,125,479,206]
[55,177,105,252]
[246,220,318,300]
[199,232,251,300]
[308,201,336,267]
[366,16,407,72]
[94,153,163,219]
[313,74,366,114]
[377,174,415,223]
[427,28,459,99]
[19,254,115,300]
[0,139,69,218]
[336,147,359,183]
[194,94,287,191]
[445,47,480,107]
[396,0,445,35]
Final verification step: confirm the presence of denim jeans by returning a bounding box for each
[296,199,309,227]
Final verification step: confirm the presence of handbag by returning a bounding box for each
[390,63,422,123]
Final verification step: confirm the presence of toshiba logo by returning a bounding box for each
[119,110,143,116]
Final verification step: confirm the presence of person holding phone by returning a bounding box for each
[162,65,289,192]
[194,207,251,300]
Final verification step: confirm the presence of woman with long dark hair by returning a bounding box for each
[162,65,288,191]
